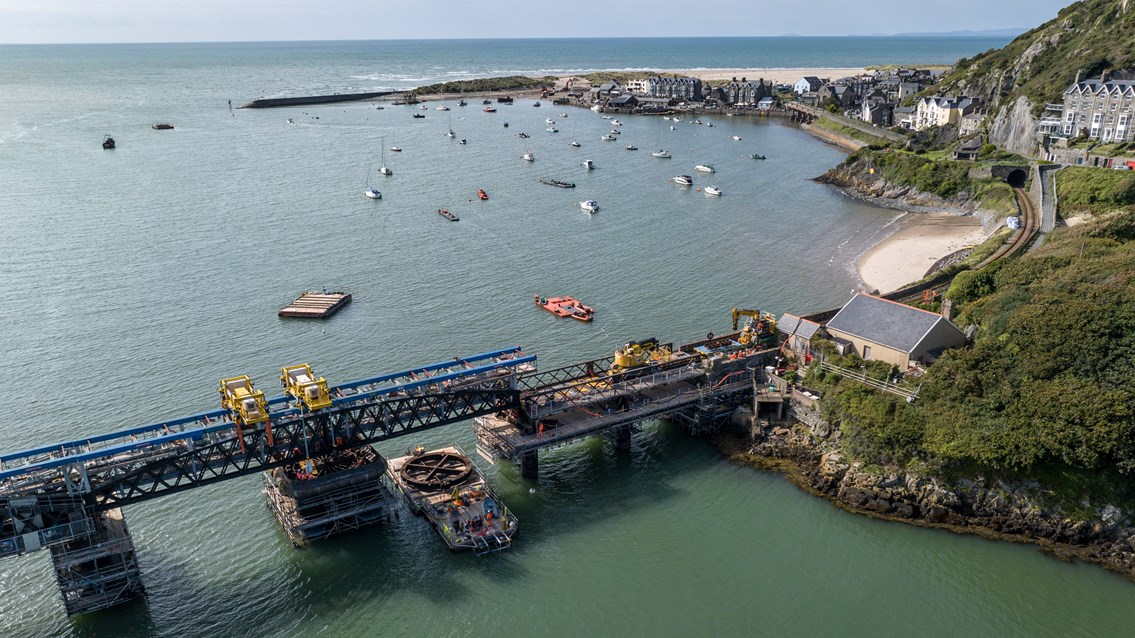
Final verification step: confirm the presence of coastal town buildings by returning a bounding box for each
[1054,71,1134,142]
[647,77,703,102]
[794,76,824,95]
[912,95,980,131]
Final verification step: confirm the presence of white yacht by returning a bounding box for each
[582,159,595,170]
[694,164,715,173]
[670,175,693,186]
[364,187,382,199]
[580,200,599,213]
[546,118,555,124]
[569,140,581,147]
[546,126,559,133]
[704,185,722,196]
[611,119,622,126]
[732,135,742,141]
[651,150,671,158]
[601,134,616,141]
[523,151,535,161]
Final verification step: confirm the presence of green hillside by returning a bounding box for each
[931,0,1135,115]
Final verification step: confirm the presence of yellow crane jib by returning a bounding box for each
[218,375,270,425]
[731,307,761,331]
[280,364,332,411]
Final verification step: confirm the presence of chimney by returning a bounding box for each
[1101,69,1111,83]
[1074,69,1083,84]
[741,77,747,83]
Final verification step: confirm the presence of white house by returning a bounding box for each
[794,76,823,95]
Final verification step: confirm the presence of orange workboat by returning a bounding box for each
[477,189,488,200]
[534,295,594,322]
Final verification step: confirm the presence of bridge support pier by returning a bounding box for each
[50,508,144,615]
[520,451,539,479]
[612,425,632,451]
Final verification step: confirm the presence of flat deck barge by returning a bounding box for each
[278,291,352,319]
[387,446,517,554]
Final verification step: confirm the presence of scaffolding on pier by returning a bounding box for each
[49,508,144,615]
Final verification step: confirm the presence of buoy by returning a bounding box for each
[529,487,536,494]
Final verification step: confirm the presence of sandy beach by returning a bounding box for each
[858,214,988,294]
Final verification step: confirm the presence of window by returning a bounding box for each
[862,345,872,360]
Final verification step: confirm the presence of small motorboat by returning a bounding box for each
[459,139,467,145]
[582,159,594,170]
[611,119,622,126]
[375,106,384,110]
[670,125,677,130]
[600,134,616,141]
[569,140,581,147]
[419,104,428,110]
[379,162,393,175]
[560,113,568,118]
[651,150,671,158]
[390,146,402,152]
[732,135,742,141]
[532,101,541,107]
[518,132,530,138]
[546,126,558,133]
[534,295,594,322]
[523,151,535,162]
[539,178,576,188]
[436,105,450,111]
[608,129,620,135]
[483,106,497,113]
[546,118,555,124]
[438,208,459,221]
[151,123,174,130]
[601,115,612,120]
[458,99,467,106]
[704,185,722,196]
[503,122,509,128]
[365,187,382,200]
[694,120,702,125]
[483,99,493,105]
[102,135,116,149]
[672,118,682,123]
[670,175,693,186]
[750,153,766,160]
[497,96,514,104]
[413,113,426,118]
[694,164,715,173]
[447,130,456,138]
[287,118,295,125]
[625,145,637,151]
[706,122,715,127]
[477,189,488,200]
[580,200,600,213]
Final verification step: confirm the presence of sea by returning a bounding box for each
[1,37,1134,637]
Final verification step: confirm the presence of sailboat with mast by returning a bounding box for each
[364,168,381,199]
[379,137,393,175]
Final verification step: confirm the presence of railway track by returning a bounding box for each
[974,187,1038,270]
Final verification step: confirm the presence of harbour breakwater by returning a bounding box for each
[241,91,397,108]
[715,418,1135,582]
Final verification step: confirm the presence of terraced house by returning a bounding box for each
[647,76,703,102]
[912,95,980,131]
[1058,71,1134,142]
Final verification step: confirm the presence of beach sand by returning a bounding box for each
[857,214,987,294]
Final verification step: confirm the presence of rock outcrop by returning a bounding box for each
[720,423,1135,581]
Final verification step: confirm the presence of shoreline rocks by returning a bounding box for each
[714,424,1135,583]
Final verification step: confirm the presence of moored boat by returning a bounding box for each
[579,200,600,213]
[534,295,594,321]
[539,178,576,188]
[694,164,715,173]
[151,123,174,130]
[569,140,581,147]
[483,106,496,112]
[600,134,616,141]
[438,208,459,221]
[750,153,766,160]
[704,185,722,196]
[458,99,467,106]
[651,150,671,158]
[582,159,595,170]
[625,145,637,151]
[413,113,426,118]
[732,135,742,141]
[523,151,535,162]
[365,187,382,199]
[102,135,116,149]
[670,175,693,186]
[546,126,558,133]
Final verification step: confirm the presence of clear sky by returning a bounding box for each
[0,0,1073,45]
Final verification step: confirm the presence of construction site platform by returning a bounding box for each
[278,291,352,318]
[386,446,516,554]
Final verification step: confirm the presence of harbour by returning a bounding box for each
[2,37,1135,638]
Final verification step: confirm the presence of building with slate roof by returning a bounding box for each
[823,294,966,368]
[777,313,824,359]
[1056,71,1135,142]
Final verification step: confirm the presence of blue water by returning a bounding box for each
[3,37,1135,638]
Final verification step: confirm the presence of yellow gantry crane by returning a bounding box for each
[218,375,272,449]
[731,307,778,348]
[280,364,332,412]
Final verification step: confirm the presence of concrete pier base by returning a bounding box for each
[520,451,539,479]
[612,425,632,451]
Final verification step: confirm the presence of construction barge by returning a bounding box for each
[387,446,517,554]
[278,291,352,319]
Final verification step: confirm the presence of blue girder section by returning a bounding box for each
[0,347,530,482]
